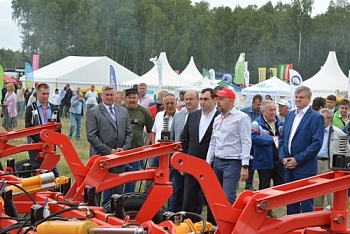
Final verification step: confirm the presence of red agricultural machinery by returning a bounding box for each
[0,122,349,233]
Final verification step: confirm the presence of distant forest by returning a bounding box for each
[1,0,350,83]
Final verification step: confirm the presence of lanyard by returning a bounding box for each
[218,113,230,130]
[264,119,277,136]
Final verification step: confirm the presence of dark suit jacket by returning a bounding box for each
[61,88,73,106]
[181,109,220,160]
[278,107,324,176]
[25,101,61,143]
[86,103,133,156]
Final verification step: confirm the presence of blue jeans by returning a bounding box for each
[69,113,83,139]
[213,158,241,204]
[16,101,25,118]
[144,157,159,193]
[124,161,141,193]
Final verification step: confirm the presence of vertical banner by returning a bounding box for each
[156,59,162,91]
[277,64,286,80]
[32,54,40,71]
[244,61,250,88]
[202,68,210,78]
[0,64,3,101]
[289,69,303,110]
[234,52,245,84]
[284,63,293,81]
[348,70,350,102]
[258,67,267,83]
[269,68,278,78]
[25,62,34,89]
[109,65,117,88]
[209,69,215,81]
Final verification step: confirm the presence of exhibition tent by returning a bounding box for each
[241,76,291,96]
[27,56,139,101]
[119,52,191,92]
[176,77,218,92]
[180,56,203,82]
[303,51,348,97]
[4,74,17,83]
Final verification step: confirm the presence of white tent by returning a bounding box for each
[180,56,203,82]
[119,52,192,92]
[241,76,291,96]
[27,56,139,101]
[303,51,348,97]
[176,77,218,93]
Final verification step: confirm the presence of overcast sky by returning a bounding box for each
[0,0,330,51]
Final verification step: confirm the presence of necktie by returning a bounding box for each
[42,106,47,122]
[109,106,116,123]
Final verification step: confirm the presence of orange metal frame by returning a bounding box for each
[0,126,349,233]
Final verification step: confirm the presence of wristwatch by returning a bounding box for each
[242,165,249,169]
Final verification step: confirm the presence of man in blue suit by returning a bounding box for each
[279,86,324,215]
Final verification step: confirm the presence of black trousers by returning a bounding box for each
[183,174,215,224]
[257,157,284,190]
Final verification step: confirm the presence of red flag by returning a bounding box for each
[283,64,293,81]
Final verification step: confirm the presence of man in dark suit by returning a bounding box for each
[60,83,73,118]
[169,90,199,212]
[279,86,324,215]
[181,88,219,223]
[86,85,133,206]
[25,83,61,177]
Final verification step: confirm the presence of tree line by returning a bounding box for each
[2,0,350,84]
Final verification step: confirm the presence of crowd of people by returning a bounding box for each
[2,80,349,222]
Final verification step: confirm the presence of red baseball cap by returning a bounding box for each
[213,88,236,100]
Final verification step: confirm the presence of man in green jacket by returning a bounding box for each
[332,98,349,129]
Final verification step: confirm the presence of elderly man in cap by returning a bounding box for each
[120,88,153,193]
[206,88,252,204]
[278,99,290,122]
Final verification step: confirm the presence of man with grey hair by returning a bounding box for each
[279,85,324,214]
[148,89,168,119]
[314,108,348,207]
[251,100,284,191]
[86,84,133,206]
[145,93,178,194]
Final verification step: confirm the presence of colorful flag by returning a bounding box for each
[289,69,303,110]
[25,62,34,89]
[269,68,278,78]
[0,64,3,100]
[32,54,40,71]
[202,68,210,78]
[234,53,245,84]
[277,64,286,80]
[258,67,267,83]
[109,65,117,87]
[284,64,293,81]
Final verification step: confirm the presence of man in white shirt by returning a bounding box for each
[85,85,98,110]
[206,88,252,204]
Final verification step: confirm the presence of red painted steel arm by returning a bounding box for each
[171,152,350,234]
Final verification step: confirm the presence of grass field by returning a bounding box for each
[3,116,350,228]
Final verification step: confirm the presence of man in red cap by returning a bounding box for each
[206,88,252,204]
